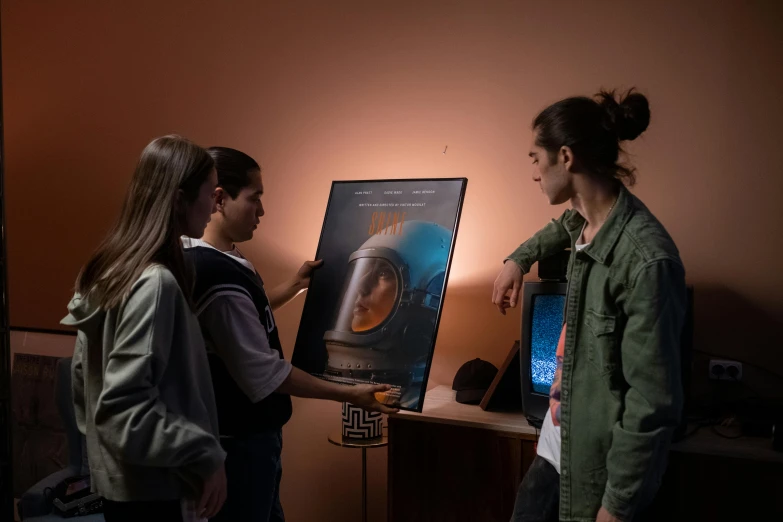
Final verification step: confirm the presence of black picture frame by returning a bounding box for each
[291,178,467,413]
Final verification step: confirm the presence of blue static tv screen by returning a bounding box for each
[530,294,566,395]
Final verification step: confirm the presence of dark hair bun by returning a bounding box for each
[598,89,650,141]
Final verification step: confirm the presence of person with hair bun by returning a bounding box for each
[493,89,687,522]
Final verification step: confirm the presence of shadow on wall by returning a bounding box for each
[691,285,781,365]
[689,284,783,407]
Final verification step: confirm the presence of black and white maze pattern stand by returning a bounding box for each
[342,402,382,439]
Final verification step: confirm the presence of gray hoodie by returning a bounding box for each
[62,265,226,502]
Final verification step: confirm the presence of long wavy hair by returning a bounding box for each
[76,135,214,309]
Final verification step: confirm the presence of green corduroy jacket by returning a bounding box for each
[507,185,687,521]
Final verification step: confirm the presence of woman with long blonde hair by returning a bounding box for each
[62,135,227,521]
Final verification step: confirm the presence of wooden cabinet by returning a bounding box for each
[387,386,537,522]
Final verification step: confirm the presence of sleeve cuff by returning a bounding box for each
[248,360,293,403]
[505,252,530,273]
[188,444,227,482]
[601,486,635,522]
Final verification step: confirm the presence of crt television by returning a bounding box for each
[519,281,568,426]
[519,281,695,433]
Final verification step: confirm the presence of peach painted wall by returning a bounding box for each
[3,1,783,520]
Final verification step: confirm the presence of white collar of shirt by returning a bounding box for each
[576,222,590,250]
[181,236,257,273]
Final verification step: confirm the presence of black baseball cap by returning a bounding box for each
[452,358,498,404]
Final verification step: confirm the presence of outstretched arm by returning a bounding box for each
[202,291,397,414]
[492,210,575,314]
[278,367,399,414]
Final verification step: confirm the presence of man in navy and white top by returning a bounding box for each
[184,147,397,522]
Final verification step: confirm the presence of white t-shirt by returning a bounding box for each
[536,236,589,473]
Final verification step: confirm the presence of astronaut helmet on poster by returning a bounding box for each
[322,220,451,409]
[291,178,467,412]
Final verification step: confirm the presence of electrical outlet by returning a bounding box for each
[709,359,743,381]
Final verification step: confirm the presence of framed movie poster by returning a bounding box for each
[292,178,467,412]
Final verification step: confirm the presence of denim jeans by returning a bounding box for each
[211,430,284,522]
[511,456,560,522]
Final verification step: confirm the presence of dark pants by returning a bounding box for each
[511,456,560,522]
[211,430,285,522]
[104,499,183,522]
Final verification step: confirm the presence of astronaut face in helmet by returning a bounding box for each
[351,258,398,332]
[325,250,404,344]
[322,220,453,410]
